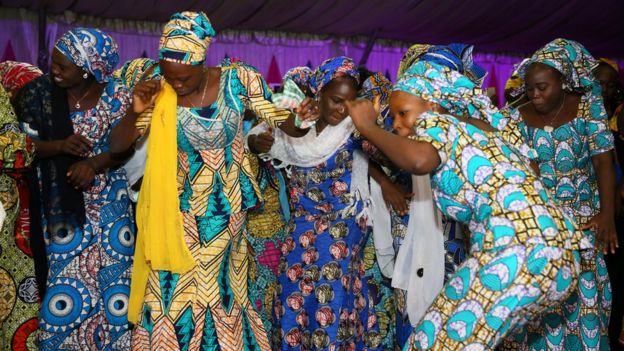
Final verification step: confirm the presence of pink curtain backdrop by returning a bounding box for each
[1,9,623,108]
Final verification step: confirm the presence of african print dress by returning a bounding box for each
[17,76,136,350]
[275,131,394,351]
[131,62,291,351]
[502,91,613,350]
[246,155,289,335]
[0,87,38,351]
[403,112,587,351]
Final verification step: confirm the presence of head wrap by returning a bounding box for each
[0,61,43,94]
[395,61,536,159]
[113,58,160,90]
[310,56,359,95]
[358,71,392,104]
[504,58,530,99]
[159,11,216,65]
[283,66,313,91]
[518,38,598,93]
[598,58,620,73]
[397,43,487,86]
[54,27,119,83]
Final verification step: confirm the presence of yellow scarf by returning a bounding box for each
[128,82,195,323]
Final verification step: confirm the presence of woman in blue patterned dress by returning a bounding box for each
[501,38,616,351]
[14,28,135,350]
[264,56,394,350]
[345,60,588,350]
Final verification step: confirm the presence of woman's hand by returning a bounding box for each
[249,128,274,154]
[294,97,320,123]
[60,134,92,157]
[344,97,380,134]
[380,180,413,216]
[133,80,163,114]
[582,211,619,254]
[67,160,96,190]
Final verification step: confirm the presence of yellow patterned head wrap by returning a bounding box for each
[159,11,216,65]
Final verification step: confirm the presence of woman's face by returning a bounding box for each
[594,64,619,103]
[525,62,564,115]
[50,48,86,88]
[389,90,432,137]
[159,60,204,96]
[318,77,358,126]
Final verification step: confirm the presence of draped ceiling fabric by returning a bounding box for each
[1,1,623,106]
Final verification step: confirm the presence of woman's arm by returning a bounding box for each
[345,99,440,174]
[588,151,618,254]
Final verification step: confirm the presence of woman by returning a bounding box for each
[15,28,135,350]
[259,56,393,350]
[0,85,37,351]
[109,12,316,351]
[345,60,587,350]
[500,39,615,351]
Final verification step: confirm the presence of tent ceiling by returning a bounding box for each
[4,0,624,56]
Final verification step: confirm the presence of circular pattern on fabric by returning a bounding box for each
[446,300,484,342]
[580,314,601,349]
[445,259,478,301]
[496,184,529,212]
[479,245,525,292]
[103,216,135,260]
[11,317,38,351]
[578,271,598,306]
[544,312,565,346]
[40,278,91,332]
[533,131,554,162]
[17,277,39,303]
[549,264,575,302]
[487,217,516,247]
[106,174,130,201]
[103,282,130,326]
[412,310,442,350]
[460,146,493,186]
[0,268,16,319]
[496,162,527,184]
[47,222,90,259]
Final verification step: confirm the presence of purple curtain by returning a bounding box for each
[2,15,622,108]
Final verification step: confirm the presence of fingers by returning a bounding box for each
[372,95,381,114]
[67,163,95,189]
[63,134,92,156]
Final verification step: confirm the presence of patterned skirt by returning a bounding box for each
[131,211,271,351]
[404,243,580,350]
[38,193,135,350]
[501,229,611,351]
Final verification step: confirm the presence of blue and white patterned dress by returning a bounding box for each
[18,77,135,350]
[503,89,613,351]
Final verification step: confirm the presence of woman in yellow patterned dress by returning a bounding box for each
[109,11,318,351]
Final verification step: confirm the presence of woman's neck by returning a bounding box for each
[67,77,96,96]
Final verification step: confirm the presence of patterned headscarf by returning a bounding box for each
[358,71,392,104]
[114,58,160,90]
[0,61,43,94]
[505,58,529,99]
[397,43,487,86]
[395,61,536,159]
[310,56,360,94]
[283,66,313,91]
[54,27,119,83]
[159,11,216,65]
[518,38,598,92]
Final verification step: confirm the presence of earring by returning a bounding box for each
[83,72,88,79]
[562,82,570,91]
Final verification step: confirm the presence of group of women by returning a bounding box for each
[0,9,622,351]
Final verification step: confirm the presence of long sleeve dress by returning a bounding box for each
[130,61,293,351]
[16,76,136,350]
